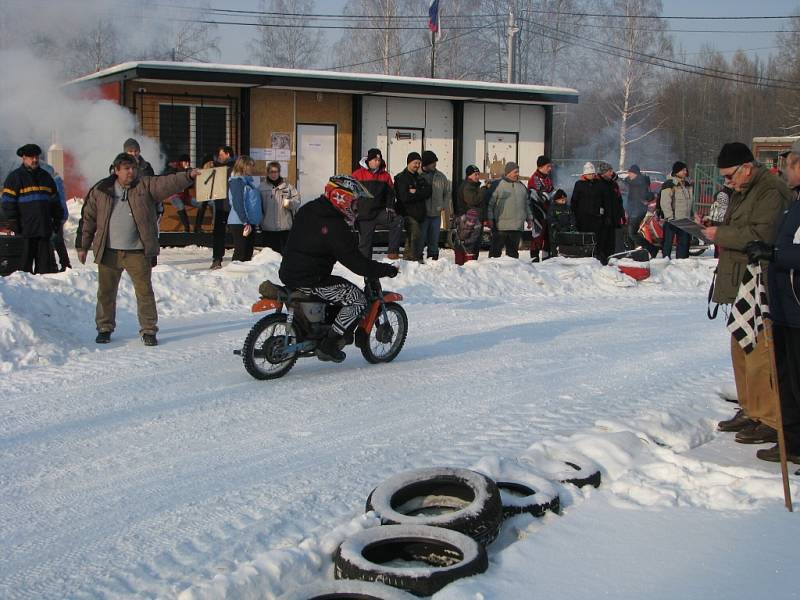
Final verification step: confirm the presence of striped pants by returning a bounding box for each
[296,275,368,335]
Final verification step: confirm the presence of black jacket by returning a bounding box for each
[596,174,624,227]
[279,196,396,288]
[769,193,800,328]
[571,178,604,232]
[394,168,431,222]
[1,165,62,238]
[457,179,485,218]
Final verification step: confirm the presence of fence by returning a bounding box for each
[693,164,723,219]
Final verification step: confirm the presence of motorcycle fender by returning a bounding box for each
[359,295,402,333]
[382,292,403,302]
[252,299,283,313]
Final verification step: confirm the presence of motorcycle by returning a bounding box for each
[236,277,407,380]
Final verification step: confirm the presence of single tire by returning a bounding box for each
[561,461,602,489]
[241,313,298,380]
[366,467,502,546]
[360,302,408,364]
[334,524,487,597]
[496,479,561,519]
[277,579,417,600]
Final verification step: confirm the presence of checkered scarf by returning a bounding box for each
[726,262,770,354]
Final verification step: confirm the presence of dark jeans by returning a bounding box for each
[596,225,616,264]
[260,230,290,255]
[357,209,403,258]
[403,217,423,261]
[421,216,441,259]
[229,224,254,262]
[775,324,800,450]
[21,236,56,274]
[212,201,228,261]
[489,230,522,258]
[54,223,71,269]
[662,220,690,259]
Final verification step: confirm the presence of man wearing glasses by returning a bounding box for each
[704,142,792,445]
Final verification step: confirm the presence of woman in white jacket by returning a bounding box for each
[259,161,301,254]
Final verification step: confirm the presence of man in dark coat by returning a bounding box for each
[394,152,431,262]
[279,175,398,363]
[570,162,606,262]
[623,164,656,256]
[596,161,623,261]
[457,164,484,217]
[744,142,800,464]
[352,148,402,259]
[1,143,63,273]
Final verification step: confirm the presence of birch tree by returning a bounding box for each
[248,0,323,69]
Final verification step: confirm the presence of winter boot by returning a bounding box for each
[717,409,754,432]
[95,331,111,344]
[756,444,800,464]
[734,422,777,444]
[316,330,346,363]
[141,333,158,346]
[178,209,191,232]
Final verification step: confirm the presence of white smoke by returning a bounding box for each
[0,47,161,187]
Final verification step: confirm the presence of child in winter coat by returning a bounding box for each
[547,189,575,256]
[451,208,483,265]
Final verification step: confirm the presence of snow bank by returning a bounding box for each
[0,242,714,373]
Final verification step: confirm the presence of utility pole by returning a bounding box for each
[506,10,519,84]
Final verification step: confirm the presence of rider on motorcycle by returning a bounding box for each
[278,175,399,363]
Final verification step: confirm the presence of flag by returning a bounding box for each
[428,0,440,33]
[727,262,770,353]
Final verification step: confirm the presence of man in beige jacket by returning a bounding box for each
[78,153,198,346]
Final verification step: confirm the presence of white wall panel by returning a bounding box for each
[361,96,388,160]
[423,99,454,180]
[518,104,546,178]
[387,97,426,128]
[462,103,485,175]
[485,103,520,132]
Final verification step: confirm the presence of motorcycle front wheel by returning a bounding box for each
[242,313,298,380]
[359,302,408,364]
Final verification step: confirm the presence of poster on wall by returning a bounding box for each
[271,132,291,150]
[195,166,228,201]
[250,148,274,161]
[279,161,289,176]
[275,148,291,162]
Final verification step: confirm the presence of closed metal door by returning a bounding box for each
[388,128,423,177]
[297,124,336,204]
[485,131,518,180]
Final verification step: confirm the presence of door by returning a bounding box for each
[485,132,518,180]
[388,128,423,177]
[297,124,336,204]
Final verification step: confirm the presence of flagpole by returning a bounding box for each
[430,29,436,78]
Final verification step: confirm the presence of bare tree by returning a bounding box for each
[65,18,121,77]
[167,20,221,62]
[594,0,671,169]
[248,0,323,69]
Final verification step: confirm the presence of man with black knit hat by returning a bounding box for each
[352,148,402,259]
[394,152,431,262]
[659,160,693,259]
[1,143,63,273]
[704,142,792,444]
[419,150,451,261]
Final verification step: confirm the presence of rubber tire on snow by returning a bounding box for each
[366,467,503,546]
[360,302,408,364]
[241,313,298,380]
[561,461,602,489]
[277,579,417,600]
[496,480,561,519]
[334,524,488,597]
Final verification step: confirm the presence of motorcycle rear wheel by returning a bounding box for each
[359,302,408,364]
[242,313,298,380]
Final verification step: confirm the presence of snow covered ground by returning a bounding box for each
[1,221,798,599]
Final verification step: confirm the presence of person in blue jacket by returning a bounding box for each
[226,156,263,263]
[745,141,800,464]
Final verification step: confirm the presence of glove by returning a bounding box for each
[744,240,774,264]
[385,265,399,278]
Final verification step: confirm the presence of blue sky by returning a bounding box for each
[214,0,800,65]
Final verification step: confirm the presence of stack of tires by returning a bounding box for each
[317,459,601,598]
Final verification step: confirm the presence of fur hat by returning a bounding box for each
[504,161,520,175]
[17,143,42,157]
[671,161,688,176]
[406,151,422,164]
[536,155,552,168]
[582,161,596,175]
[596,161,614,175]
[716,143,754,168]
[421,150,438,167]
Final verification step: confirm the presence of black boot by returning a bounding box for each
[316,330,346,363]
[178,209,191,232]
